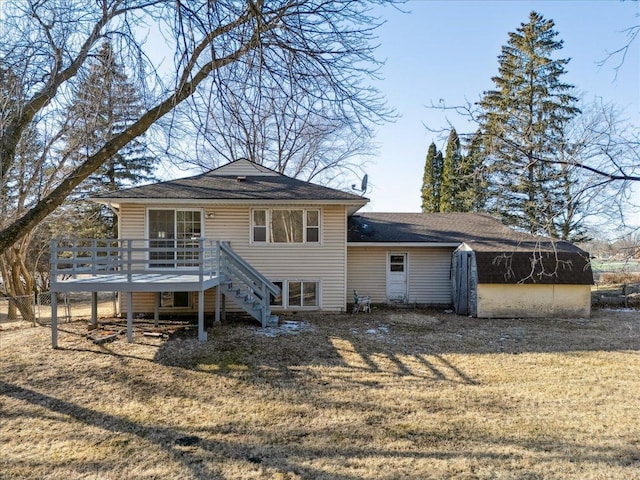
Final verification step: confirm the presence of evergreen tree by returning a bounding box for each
[63,42,156,238]
[477,11,579,237]
[421,142,443,212]
[459,130,487,212]
[439,128,462,212]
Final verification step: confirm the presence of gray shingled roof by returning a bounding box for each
[348,212,544,244]
[348,212,593,285]
[94,171,366,202]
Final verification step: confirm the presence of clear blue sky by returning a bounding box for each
[362,1,639,220]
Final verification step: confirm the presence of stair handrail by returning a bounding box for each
[217,241,280,297]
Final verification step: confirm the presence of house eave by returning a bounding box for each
[93,197,368,210]
[347,242,461,248]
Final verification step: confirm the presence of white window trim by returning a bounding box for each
[251,208,322,245]
[146,208,204,239]
[269,280,321,309]
[146,208,204,268]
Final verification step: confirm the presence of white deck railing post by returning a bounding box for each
[91,239,96,275]
[216,241,221,276]
[198,238,204,284]
[126,239,132,282]
[71,239,77,278]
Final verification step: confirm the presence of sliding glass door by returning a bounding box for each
[148,209,202,268]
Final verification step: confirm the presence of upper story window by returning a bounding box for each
[252,209,320,244]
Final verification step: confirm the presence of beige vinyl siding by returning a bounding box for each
[347,246,454,306]
[407,247,454,305]
[212,162,278,176]
[117,202,349,314]
[118,204,146,239]
[476,284,591,318]
[123,290,218,316]
[230,204,348,312]
[346,247,387,303]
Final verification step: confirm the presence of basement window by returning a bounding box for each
[269,280,319,308]
[161,291,191,308]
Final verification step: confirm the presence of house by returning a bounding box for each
[49,159,593,347]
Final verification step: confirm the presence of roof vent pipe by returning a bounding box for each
[236,176,246,182]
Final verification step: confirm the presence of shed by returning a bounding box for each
[452,239,593,318]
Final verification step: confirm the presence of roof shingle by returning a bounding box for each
[94,159,367,203]
[348,212,593,285]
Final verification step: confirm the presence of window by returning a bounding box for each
[389,255,405,272]
[271,210,303,243]
[148,209,202,268]
[253,210,267,242]
[270,280,318,308]
[252,209,320,244]
[306,210,319,242]
[149,210,175,267]
[161,291,190,308]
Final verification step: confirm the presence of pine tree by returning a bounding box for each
[477,11,579,237]
[439,128,462,212]
[63,42,157,238]
[459,130,487,212]
[421,142,443,213]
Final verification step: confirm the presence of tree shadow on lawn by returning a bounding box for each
[154,315,482,387]
[153,308,639,385]
[2,379,638,479]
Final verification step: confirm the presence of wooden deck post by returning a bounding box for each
[90,292,98,328]
[198,290,207,341]
[127,291,133,343]
[51,292,58,349]
[215,285,221,324]
[154,292,160,327]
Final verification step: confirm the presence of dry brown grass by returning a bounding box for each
[1,308,639,479]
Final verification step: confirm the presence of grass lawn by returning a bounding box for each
[1,309,639,479]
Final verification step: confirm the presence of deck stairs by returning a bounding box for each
[218,242,280,327]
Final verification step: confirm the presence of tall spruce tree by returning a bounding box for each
[439,128,462,212]
[477,11,579,237]
[63,42,156,238]
[459,130,487,212]
[421,142,443,212]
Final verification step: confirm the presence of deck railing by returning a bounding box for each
[50,238,219,283]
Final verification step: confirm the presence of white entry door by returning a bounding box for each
[387,253,407,303]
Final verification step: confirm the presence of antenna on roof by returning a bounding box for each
[352,173,368,196]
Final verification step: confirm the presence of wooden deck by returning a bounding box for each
[49,239,279,347]
[50,238,224,345]
[53,272,223,292]
[50,238,221,293]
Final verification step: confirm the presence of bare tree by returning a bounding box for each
[184,53,381,185]
[0,0,394,256]
[558,99,640,232]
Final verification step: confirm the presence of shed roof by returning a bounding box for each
[470,249,593,285]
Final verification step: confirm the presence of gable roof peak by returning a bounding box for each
[210,158,280,176]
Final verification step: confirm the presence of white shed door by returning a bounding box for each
[387,253,407,303]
